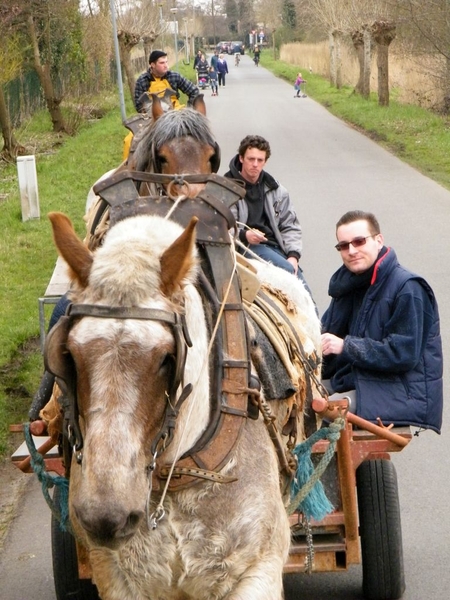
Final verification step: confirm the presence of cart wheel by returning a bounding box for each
[356,459,405,600]
[51,487,100,600]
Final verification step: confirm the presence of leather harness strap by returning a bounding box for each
[88,171,253,491]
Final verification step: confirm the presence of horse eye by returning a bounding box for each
[160,353,175,372]
[157,155,167,165]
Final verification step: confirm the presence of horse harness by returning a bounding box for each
[45,170,316,492]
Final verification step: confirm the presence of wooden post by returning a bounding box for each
[17,155,40,221]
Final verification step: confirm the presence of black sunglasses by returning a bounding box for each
[335,235,375,252]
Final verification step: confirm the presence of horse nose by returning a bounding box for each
[169,181,205,199]
[74,504,144,545]
[186,183,205,198]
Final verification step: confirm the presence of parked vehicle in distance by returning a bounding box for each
[216,41,232,54]
[229,41,245,55]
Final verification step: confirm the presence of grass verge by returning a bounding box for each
[0,93,129,456]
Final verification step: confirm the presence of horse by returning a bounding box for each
[44,207,322,600]
[86,94,219,215]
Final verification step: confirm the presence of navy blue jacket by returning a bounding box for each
[322,248,443,433]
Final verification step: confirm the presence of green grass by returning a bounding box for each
[261,51,450,190]
[0,95,128,455]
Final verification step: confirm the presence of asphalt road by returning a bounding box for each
[1,53,449,599]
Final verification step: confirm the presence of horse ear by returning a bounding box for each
[151,94,165,120]
[48,212,93,289]
[192,94,206,115]
[160,217,198,296]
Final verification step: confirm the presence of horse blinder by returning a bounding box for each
[211,142,221,173]
[44,304,193,465]
[44,314,84,460]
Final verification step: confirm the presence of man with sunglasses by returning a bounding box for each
[321,210,443,433]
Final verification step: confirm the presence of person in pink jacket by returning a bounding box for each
[294,72,306,97]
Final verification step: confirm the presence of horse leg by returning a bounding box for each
[224,558,286,599]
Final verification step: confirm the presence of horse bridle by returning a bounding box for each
[44,302,193,466]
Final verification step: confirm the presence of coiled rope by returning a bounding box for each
[288,417,345,520]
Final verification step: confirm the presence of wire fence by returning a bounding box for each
[4,61,123,129]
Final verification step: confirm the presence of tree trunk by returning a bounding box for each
[26,14,66,133]
[333,30,343,90]
[0,86,25,159]
[444,56,450,113]
[118,31,141,104]
[329,31,336,87]
[372,21,396,107]
[362,25,372,99]
[351,30,364,95]
[143,33,157,64]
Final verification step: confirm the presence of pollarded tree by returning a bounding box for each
[304,0,350,88]
[346,0,398,102]
[114,0,165,101]
[372,19,396,105]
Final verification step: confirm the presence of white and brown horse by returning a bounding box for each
[45,208,321,600]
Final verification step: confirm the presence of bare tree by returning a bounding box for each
[394,0,450,110]
[25,10,67,132]
[2,0,87,134]
[303,0,349,87]
[362,24,373,98]
[82,12,113,92]
[256,0,283,57]
[350,29,364,93]
[346,0,397,101]
[372,20,396,105]
[114,0,165,100]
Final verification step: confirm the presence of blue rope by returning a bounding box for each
[24,423,71,532]
[288,418,345,520]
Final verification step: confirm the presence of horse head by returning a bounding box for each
[128,94,221,198]
[46,212,211,548]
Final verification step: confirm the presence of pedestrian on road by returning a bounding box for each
[217,54,229,87]
[209,66,218,96]
[210,50,219,71]
[224,134,313,297]
[321,209,443,433]
[196,53,210,89]
[253,45,261,66]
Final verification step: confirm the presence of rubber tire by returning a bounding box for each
[51,487,100,600]
[356,459,405,600]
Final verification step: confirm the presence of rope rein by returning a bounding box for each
[23,423,72,532]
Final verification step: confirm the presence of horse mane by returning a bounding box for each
[133,108,217,173]
[86,215,199,306]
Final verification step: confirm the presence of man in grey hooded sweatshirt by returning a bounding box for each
[224,134,312,296]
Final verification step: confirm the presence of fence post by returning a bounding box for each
[17,155,40,221]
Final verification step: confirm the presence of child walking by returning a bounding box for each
[294,72,306,97]
[209,66,218,96]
